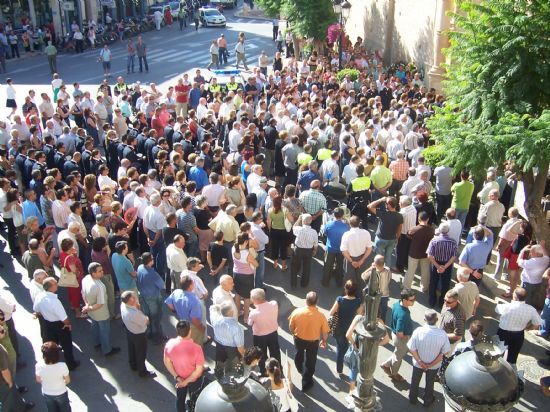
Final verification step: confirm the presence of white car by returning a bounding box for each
[210,0,238,8]
[182,68,251,90]
[199,7,227,27]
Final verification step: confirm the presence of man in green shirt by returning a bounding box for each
[370,155,393,200]
[451,170,475,230]
[44,41,57,74]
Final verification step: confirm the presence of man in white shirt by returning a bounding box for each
[477,170,500,205]
[228,122,241,152]
[33,277,80,369]
[246,164,263,194]
[517,244,550,307]
[395,196,417,273]
[58,222,81,255]
[496,287,541,364]
[166,235,187,290]
[250,212,269,288]
[400,168,422,198]
[408,309,451,406]
[143,193,167,277]
[201,174,225,212]
[212,274,238,320]
[477,189,505,244]
[341,216,373,283]
[445,208,462,244]
[433,165,453,223]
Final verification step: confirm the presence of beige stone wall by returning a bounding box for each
[345,0,438,79]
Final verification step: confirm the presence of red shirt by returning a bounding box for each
[151,116,164,137]
[164,338,204,379]
[175,84,191,104]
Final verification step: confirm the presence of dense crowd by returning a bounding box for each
[0,30,549,412]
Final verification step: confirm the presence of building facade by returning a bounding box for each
[343,0,455,91]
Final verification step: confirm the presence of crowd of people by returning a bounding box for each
[0,21,549,412]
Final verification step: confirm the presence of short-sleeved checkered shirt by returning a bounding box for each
[389,159,409,181]
[299,189,327,215]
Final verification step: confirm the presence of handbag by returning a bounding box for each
[58,256,79,288]
[344,345,359,370]
[283,208,293,232]
[284,379,299,412]
[328,310,339,336]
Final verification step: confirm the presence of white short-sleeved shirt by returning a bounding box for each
[33,292,68,322]
[35,362,69,396]
[340,227,372,258]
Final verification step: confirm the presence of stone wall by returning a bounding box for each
[345,0,441,80]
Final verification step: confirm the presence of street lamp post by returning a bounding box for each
[333,0,351,70]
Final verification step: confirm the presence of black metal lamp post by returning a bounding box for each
[333,0,352,70]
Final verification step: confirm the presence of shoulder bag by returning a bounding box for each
[58,256,79,288]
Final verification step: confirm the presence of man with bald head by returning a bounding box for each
[298,179,327,233]
[212,274,237,319]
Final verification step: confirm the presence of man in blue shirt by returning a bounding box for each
[321,208,350,287]
[188,157,209,192]
[297,160,321,194]
[459,225,493,286]
[136,252,165,343]
[22,189,44,227]
[111,241,137,293]
[165,275,205,345]
[189,82,201,110]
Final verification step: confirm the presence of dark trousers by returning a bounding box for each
[176,378,201,412]
[138,55,149,72]
[468,268,483,286]
[291,247,313,287]
[322,251,344,287]
[253,331,281,375]
[127,330,147,374]
[75,39,83,53]
[215,342,240,364]
[335,334,349,373]
[4,217,18,254]
[44,320,78,368]
[311,215,322,233]
[284,167,298,186]
[270,229,288,260]
[436,193,452,224]
[409,366,438,403]
[273,26,278,41]
[44,391,71,412]
[395,235,411,271]
[294,336,319,387]
[429,263,452,308]
[10,44,19,58]
[179,17,186,30]
[497,328,524,364]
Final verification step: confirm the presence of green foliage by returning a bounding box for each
[256,0,336,40]
[421,145,446,168]
[336,68,360,82]
[428,0,550,178]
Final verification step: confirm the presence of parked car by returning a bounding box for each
[199,7,227,27]
[210,0,238,8]
[182,67,250,89]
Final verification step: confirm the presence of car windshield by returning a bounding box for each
[204,10,221,16]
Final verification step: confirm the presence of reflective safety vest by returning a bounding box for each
[297,152,312,166]
[114,83,127,93]
[209,84,221,93]
[317,148,332,161]
[351,176,372,192]
[226,82,239,91]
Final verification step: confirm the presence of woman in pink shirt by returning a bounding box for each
[232,233,258,323]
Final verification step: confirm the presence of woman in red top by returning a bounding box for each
[59,238,85,318]
[164,8,173,28]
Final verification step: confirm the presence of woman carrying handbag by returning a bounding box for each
[59,239,86,318]
[264,358,299,412]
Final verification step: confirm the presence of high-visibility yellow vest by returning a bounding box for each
[351,176,372,192]
[226,82,239,91]
[209,84,221,93]
[317,148,332,161]
[297,153,313,166]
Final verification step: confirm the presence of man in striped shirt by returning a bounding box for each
[389,150,409,196]
[426,222,458,308]
[408,309,451,406]
[210,301,245,364]
[291,214,318,288]
[298,180,327,233]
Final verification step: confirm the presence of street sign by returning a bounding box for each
[63,2,75,11]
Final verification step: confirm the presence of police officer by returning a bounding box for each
[225,75,240,93]
[347,163,372,227]
[208,77,221,101]
[113,76,128,96]
[316,139,332,168]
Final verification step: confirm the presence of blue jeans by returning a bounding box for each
[185,239,199,258]
[379,296,389,324]
[90,318,112,354]
[540,298,550,337]
[456,209,468,233]
[254,250,265,288]
[44,391,71,412]
[335,333,349,373]
[148,230,167,277]
[374,237,397,268]
[127,55,135,72]
[140,295,164,339]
